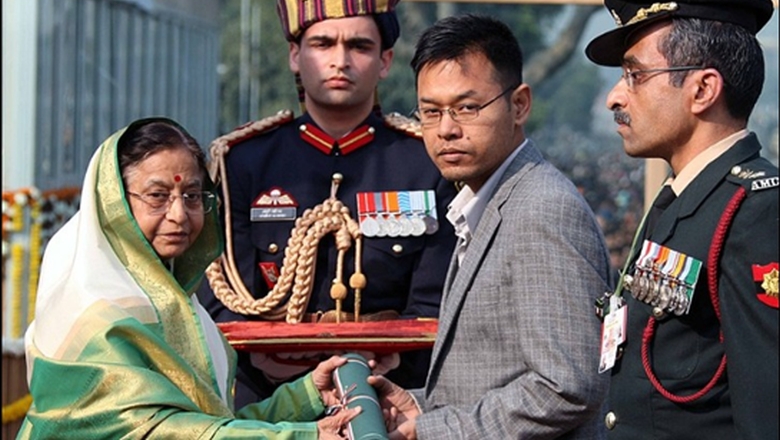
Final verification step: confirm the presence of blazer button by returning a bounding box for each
[392,244,403,254]
[268,243,279,254]
[605,411,618,430]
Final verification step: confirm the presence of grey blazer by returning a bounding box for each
[411,141,612,439]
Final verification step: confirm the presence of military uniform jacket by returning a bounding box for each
[198,111,457,402]
[608,134,779,440]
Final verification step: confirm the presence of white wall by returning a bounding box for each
[2,1,38,191]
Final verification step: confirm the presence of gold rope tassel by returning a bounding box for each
[207,112,427,323]
[207,129,365,323]
[350,233,366,322]
[329,174,348,324]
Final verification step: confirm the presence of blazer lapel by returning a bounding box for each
[427,142,544,392]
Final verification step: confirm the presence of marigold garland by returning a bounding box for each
[11,201,23,232]
[2,187,79,348]
[10,243,25,339]
[27,202,42,325]
[1,393,32,424]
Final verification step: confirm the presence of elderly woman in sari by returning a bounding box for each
[17,118,359,439]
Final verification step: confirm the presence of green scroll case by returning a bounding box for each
[332,353,389,440]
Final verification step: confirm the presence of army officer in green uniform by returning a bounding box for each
[586,0,778,438]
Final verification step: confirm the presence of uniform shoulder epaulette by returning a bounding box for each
[207,110,294,180]
[383,112,423,139]
[725,158,779,195]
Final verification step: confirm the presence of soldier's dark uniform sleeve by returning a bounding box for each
[719,165,778,440]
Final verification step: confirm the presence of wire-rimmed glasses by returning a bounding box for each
[414,85,517,127]
[621,66,705,91]
[127,190,216,215]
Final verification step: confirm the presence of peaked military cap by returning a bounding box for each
[276,0,401,49]
[586,0,775,66]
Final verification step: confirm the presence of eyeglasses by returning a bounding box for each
[414,85,516,127]
[127,191,216,215]
[621,66,705,91]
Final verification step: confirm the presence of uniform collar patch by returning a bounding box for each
[299,123,375,155]
[753,263,779,308]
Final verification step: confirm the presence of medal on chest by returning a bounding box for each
[624,240,703,316]
[356,190,439,238]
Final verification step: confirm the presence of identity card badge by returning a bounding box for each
[598,295,627,374]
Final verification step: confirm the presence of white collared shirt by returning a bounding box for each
[446,139,528,265]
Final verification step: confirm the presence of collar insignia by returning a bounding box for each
[731,165,768,180]
[299,123,375,155]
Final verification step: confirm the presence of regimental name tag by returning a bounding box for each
[751,177,779,191]
[251,187,298,222]
[251,207,297,222]
[356,190,439,238]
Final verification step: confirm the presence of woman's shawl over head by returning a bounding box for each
[21,118,238,437]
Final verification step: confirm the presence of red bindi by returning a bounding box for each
[174,174,182,182]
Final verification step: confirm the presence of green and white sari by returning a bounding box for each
[18,120,324,439]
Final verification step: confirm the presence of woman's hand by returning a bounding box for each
[311,355,348,406]
[317,406,361,439]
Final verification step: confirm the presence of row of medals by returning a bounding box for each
[360,212,438,238]
[624,259,692,316]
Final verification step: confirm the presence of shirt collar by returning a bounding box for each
[671,129,748,195]
[446,139,528,239]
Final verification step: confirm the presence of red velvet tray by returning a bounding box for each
[217,319,438,353]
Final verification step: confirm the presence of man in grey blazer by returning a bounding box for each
[371,14,612,439]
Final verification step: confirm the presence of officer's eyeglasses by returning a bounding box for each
[414,85,517,127]
[127,190,216,215]
[621,66,705,91]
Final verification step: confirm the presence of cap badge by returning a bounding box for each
[610,9,623,26]
[625,2,679,27]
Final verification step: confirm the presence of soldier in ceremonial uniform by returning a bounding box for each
[197,0,457,409]
[586,1,779,438]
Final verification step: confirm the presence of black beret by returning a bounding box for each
[586,0,775,66]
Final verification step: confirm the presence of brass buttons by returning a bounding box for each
[605,411,617,430]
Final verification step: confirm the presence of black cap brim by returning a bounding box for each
[585,12,674,67]
[585,0,774,67]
